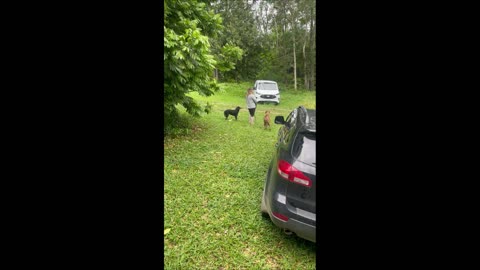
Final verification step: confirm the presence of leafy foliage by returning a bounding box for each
[216,43,244,72]
[209,0,316,89]
[164,0,223,125]
[209,0,264,82]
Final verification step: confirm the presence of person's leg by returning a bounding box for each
[250,108,256,125]
[248,108,254,125]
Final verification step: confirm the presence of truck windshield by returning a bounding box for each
[258,83,278,90]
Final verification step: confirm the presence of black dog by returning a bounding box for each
[224,106,241,120]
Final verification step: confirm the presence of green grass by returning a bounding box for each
[164,82,316,269]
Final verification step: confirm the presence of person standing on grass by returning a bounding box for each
[246,88,257,125]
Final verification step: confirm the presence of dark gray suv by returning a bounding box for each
[261,106,316,242]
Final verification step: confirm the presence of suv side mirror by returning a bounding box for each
[274,116,286,125]
[253,86,256,90]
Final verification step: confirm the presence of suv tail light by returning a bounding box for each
[277,160,312,187]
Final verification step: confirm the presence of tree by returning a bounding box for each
[252,0,316,90]
[213,42,244,80]
[164,0,222,126]
[210,0,263,82]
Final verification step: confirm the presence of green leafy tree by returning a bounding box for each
[164,0,222,126]
[213,42,244,80]
[209,0,263,82]
[256,0,316,90]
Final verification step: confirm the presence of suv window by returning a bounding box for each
[283,109,299,144]
[292,132,316,166]
[286,109,297,127]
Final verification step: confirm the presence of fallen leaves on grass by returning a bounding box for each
[164,228,171,235]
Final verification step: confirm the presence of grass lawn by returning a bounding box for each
[164,82,316,269]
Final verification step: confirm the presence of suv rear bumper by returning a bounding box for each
[270,214,316,243]
[266,192,316,243]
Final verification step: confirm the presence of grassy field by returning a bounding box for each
[164,82,316,269]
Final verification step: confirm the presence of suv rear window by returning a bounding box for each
[292,132,316,167]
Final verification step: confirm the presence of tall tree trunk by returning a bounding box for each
[303,33,308,89]
[293,33,297,91]
[274,17,279,51]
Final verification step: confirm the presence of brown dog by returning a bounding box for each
[264,110,271,130]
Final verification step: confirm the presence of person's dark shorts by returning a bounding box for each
[248,108,256,117]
